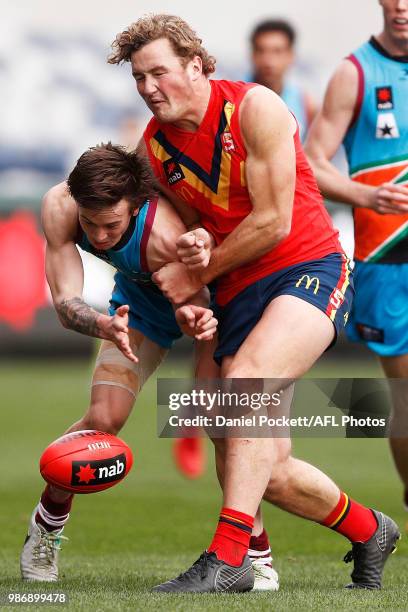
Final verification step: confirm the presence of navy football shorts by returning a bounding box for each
[213,253,354,365]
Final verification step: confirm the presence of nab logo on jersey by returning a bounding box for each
[376,86,393,110]
[163,159,185,185]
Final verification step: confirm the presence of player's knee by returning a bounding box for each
[80,409,124,436]
[224,359,287,380]
[222,361,259,379]
[265,471,287,500]
[275,437,292,462]
[265,448,292,498]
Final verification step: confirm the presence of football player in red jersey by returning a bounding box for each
[109,15,399,592]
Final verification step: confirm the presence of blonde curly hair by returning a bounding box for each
[108,14,216,76]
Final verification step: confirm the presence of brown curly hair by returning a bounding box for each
[108,14,216,76]
[67,143,157,210]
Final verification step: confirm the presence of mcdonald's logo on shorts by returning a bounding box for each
[295,275,320,294]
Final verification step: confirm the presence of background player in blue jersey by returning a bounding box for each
[20,143,217,582]
[305,0,408,507]
[249,19,317,141]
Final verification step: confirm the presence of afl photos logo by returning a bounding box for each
[163,159,185,185]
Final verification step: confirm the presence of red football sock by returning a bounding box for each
[208,507,254,567]
[35,485,74,532]
[322,491,377,543]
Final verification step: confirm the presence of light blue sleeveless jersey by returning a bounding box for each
[343,38,408,264]
[344,38,408,175]
[76,199,181,348]
[344,38,408,356]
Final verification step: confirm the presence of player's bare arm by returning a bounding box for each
[137,137,201,229]
[147,195,217,340]
[304,91,318,128]
[151,198,214,271]
[153,86,296,302]
[305,60,408,214]
[207,86,295,273]
[137,138,214,271]
[41,183,138,362]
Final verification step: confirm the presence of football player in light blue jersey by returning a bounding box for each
[306,0,408,510]
[249,19,317,141]
[20,143,218,582]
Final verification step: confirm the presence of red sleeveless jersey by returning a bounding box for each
[144,80,342,305]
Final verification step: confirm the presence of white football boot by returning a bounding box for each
[20,511,67,581]
[250,548,279,591]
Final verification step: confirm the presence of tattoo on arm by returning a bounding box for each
[56,297,101,337]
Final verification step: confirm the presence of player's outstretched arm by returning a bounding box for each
[305,60,408,215]
[42,185,138,363]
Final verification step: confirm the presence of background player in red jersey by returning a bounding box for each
[305,0,408,511]
[109,14,399,592]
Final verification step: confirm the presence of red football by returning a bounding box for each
[39,430,133,493]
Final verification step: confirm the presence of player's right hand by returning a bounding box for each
[175,304,218,341]
[367,183,408,215]
[176,228,213,271]
[99,305,138,364]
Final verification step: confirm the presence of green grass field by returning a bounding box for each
[1,356,407,611]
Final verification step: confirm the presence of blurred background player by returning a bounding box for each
[305,0,408,508]
[20,143,217,582]
[249,19,317,140]
[173,430,206,479]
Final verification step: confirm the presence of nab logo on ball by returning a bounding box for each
[71,453,127,487]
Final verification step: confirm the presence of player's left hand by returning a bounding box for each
[152,262,204,305]
[175,305,218,341]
